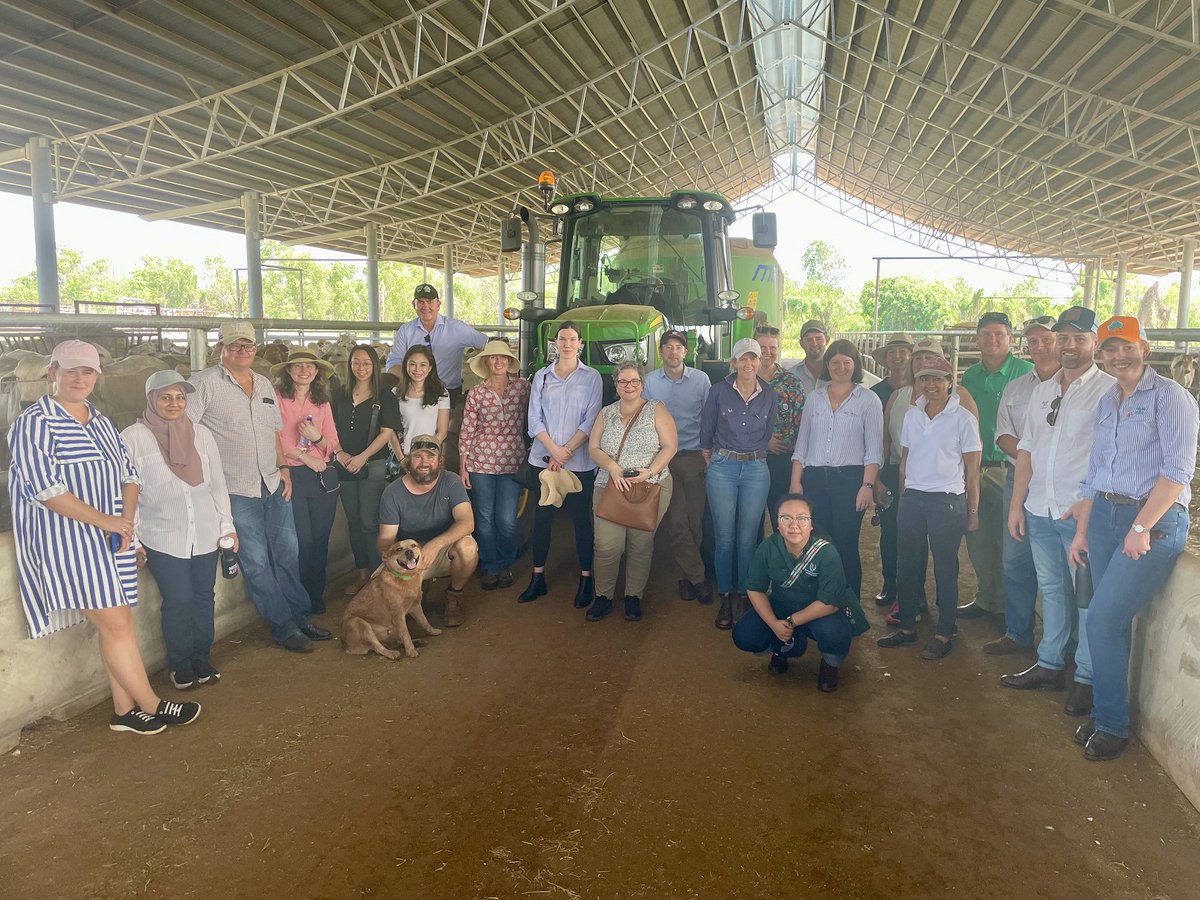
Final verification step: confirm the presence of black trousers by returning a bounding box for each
[801,465,866,600]
[530,466,597,571]
[289,465,340,613]
[897,490,966,637]
[765,451,793,528]
[877,464,927,602]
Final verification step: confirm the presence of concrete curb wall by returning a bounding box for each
[0,510,352,753]
[1131,552,1200,812]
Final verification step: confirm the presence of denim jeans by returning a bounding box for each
[1025,512,1092,677]
[731,603,853,666]
[339,465,388,571]
[705,455,769,594]
[1002,468,1039,647]
[1086,498,1189,739]
[470,472,522,575]
[145,547,218,671]
[801,465,867,600]
[228,482,313,644]
[896,490,966,637]
[289,465,340,613]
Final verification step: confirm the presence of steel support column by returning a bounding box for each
[443,246,454,317]
[872,258,882,331]
[29,136,60,314]
[1114,258,1127,316]
[244,191,263,320]
[1178,239,1195,343]
[497,254,506,325]
[365,223,380,323]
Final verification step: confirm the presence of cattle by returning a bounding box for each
[1170,353,1199,394]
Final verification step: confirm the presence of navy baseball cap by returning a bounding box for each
[413,283,438,300]
[977,311,1013,330]
[1052,306,1098,334]
[659,329,688,348]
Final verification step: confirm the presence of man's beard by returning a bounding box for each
[411,465,440,485]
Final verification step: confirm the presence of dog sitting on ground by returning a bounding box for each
[342,540,442,660]
[1170,353,1198,393]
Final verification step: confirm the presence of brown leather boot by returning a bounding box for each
[715,593,734,630]
[443,587,465,628]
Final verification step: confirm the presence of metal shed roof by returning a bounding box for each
[1,1,1197,275]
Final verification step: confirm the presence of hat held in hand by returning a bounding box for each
[539,468,582,507]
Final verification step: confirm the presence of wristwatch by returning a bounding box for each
[862,481,874,488]
[1132,523,1147,534]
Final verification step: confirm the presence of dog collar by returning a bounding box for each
[389,570,416,580]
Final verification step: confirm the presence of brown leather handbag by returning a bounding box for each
[595,403,662,532]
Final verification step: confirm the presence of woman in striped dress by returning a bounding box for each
[7,341,199,735]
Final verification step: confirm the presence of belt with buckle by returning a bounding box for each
[717,448,767,461]
[1099,491,1144,507]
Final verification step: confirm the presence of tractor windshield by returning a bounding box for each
[560,204,717,324]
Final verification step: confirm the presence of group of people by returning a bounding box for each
[7,290,1195,762]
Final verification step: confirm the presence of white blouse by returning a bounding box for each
[122,422,235,558]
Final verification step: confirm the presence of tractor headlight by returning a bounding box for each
[550,202,571,216]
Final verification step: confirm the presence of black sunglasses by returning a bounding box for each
[1046,395,1062,426]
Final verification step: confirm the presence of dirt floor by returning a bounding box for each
[2,525,1199,900]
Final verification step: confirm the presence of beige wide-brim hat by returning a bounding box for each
[469,339,520,378]
[870,333,915,366]
[538,468,583,507]
[271,347,335,377]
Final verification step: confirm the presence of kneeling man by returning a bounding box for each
[732,494,869,691]
[377,435,478,627]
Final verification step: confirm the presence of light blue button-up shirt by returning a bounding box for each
[527,362,603,472]
[791,383,884,468]
[643,366,711,450]
[1080,365,1198,507]
[385,314,487,389]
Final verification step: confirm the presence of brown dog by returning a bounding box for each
[341,540,442,659]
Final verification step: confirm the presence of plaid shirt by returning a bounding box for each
[187,365,284,499]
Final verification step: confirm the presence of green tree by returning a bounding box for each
[122,257,199,309]
[858,275,963,331]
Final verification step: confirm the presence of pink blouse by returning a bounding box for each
[276,392,341,465]
[459,377,531,475]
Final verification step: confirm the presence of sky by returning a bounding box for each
[0,186,1086,302]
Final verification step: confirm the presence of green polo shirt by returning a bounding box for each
[745,533,869,635]
[960,353,1033,462]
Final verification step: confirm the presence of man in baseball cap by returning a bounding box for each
[377,433,478,627]
[1064,314,1197,760]
[643,328,713,603]
[789,319,829,396]
[384,282,488,397]
[981,313,1061,655]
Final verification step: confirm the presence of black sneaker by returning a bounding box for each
[585,595,613,622]
[110,708,166,735]
[155,699,201,726]
[497,569,514,588]
[481,573,499,591]
[194,662,221,685]
[170,667,198,690]
[767,653,789,675]
[876,629,918,648]
[623,596,642,621]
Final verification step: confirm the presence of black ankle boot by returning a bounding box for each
[518,572,547,604]
[573,575,594,608]
[715,593,734,630]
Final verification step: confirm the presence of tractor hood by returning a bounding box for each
[552,304,665,331]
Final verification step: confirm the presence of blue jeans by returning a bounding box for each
[145,547,218,672]
[1025,512,1091,677]
[470,472,521,575]
[705,455,770,593]
[801,464,866,600]
[1086,498,1189,738]
[1002,469,1040,646]
[732,603,853,666]
[228,482,313,644]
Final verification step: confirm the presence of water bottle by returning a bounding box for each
[298,414,313,448]
[218,536,240,579]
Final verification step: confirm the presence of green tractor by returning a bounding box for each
[501,178,781,389]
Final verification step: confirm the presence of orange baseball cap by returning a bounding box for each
[1096,315,1143,345]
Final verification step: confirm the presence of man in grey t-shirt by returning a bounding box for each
[377,434,477,626]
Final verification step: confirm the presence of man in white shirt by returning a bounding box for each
[1000,307,1114,711]
[984,316,1061,655]
[788,319,828,396]
[385,283,488,400]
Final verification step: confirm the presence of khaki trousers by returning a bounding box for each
[964,465,1005,612]
[660,450,708,584]
[592,475,673,600]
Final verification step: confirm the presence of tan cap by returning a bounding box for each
[408,434,442,455]
[218,321,256,345]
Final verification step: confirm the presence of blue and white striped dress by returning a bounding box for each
[7,394,142,639]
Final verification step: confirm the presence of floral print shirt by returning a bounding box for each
[459,377,531,475]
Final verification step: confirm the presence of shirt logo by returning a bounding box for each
[803,562,819,577]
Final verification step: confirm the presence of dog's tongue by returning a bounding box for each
[404,559,417,569]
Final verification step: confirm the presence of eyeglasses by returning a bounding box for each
[777,514,812,525]
[1023,316,1056,332]
[317,470,339,494]
[423,334,432,345]
[615,379,642,387]
[228,343,257,353]
[1046,395,1062,426]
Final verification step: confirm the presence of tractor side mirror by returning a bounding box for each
[500,217,523,253]
[752,212,777,249]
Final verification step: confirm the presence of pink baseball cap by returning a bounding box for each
[50,340,102,373]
